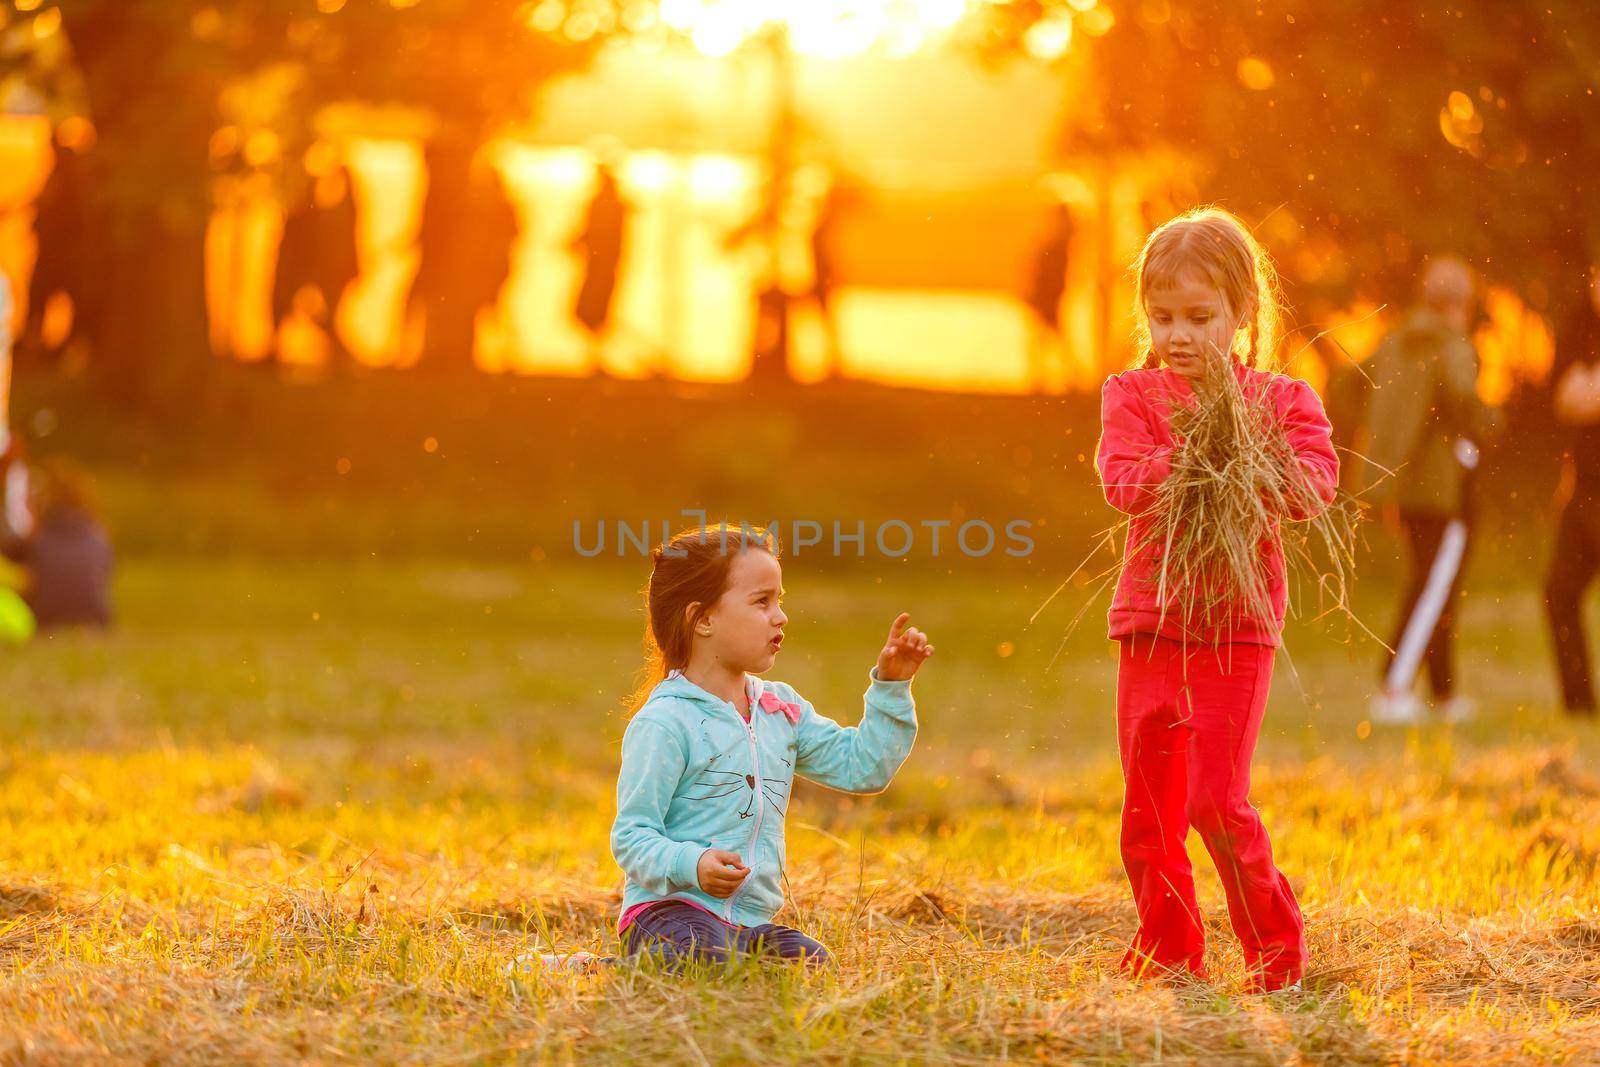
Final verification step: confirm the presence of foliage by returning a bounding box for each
[986,0,1600,319]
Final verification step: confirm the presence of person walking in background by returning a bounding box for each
[1362,258,1500,726]
[724,173,795,387]
[1544,266,1600,717]
[273,155,361,372]
[1025,203,1074,392]
[0,269,31,553]
[410,136,519,373]
[572,161,627,377]
[0,268,12,386]
[19,457,112,631]
[22,130,101,364]
[804,175,844,379]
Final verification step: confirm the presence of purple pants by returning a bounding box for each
[622,901,832,969]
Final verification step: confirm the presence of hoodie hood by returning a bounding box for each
[648,670,764,710]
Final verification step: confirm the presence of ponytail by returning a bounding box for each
[625,524,780,714]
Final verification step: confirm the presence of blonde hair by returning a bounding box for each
[1130,207,1283,370]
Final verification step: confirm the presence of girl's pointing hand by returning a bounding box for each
[876,612,934,681]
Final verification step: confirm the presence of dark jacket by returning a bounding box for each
[1361,308,1498,516]
[1553,301,1600,504]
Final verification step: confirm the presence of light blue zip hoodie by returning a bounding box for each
[611,667,917,928]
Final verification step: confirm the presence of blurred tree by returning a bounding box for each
[981,0,1600,332]
[20,0,1596,396]
[47,2,261,404]
[4,1,596,404]
[22,126,102,365]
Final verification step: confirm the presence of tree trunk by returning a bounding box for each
[58,6,217,410]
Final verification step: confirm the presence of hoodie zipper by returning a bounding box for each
[722,688,764,922]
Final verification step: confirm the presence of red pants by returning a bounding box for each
[1116,636,1305,988]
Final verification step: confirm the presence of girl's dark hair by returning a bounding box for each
[627,523,780,713]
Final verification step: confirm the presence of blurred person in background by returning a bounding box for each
[0,268,31,553]
[410,136,519,372]
[725,174,792,386]
[1544,265,1600,717]
[1361,258,1500,726]
[22,129,101,364]
[0,272,40,643]
[1024,203,1074,392]
[572,158,628,377]
[273,153,361,373]
[803,174,844,379]
[0,268,12,383]
[19,457,112,631]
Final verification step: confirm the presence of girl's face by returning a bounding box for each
[698,548,787,676]
[1145,274,1247,381]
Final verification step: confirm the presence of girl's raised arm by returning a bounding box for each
[792,672,917,795]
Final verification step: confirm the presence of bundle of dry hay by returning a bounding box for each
[1139,344,1363,639]
[1034,341,1375,664]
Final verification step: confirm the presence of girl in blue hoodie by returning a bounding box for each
[608,522,932,969]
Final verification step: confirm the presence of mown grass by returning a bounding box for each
[0,549,1597,1064]
[0,369,1590,1062]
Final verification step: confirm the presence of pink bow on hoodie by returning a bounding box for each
[757,690,804,725]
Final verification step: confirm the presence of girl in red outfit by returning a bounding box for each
[1096,208,1338,993]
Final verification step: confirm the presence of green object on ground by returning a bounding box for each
[0,586,34,643]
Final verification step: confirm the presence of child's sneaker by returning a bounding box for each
[506,951,607,977]
[1371,690,1423,725]
[1244,972,1303,994]
[1437,695,1477,724]
[1120,951,1208,988]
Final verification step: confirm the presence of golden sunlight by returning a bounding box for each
[654,0,976,59]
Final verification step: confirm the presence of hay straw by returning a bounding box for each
[1138,342,1363,640]
[1042,341,1373,655]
